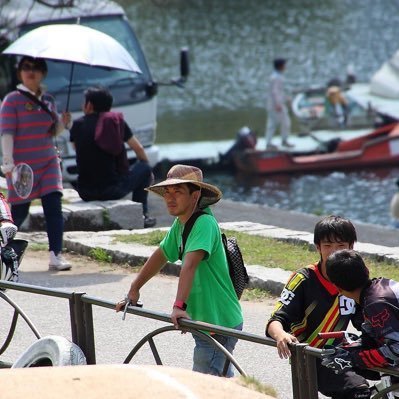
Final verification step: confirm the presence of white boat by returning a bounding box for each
[346,49,399,124]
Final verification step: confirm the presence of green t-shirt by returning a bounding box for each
[160,207,243,328]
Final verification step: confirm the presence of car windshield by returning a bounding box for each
[20,15,151,93]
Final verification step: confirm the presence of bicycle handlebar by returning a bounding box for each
[318,331,360,345]
[318,331,346,340]
[122,298,143,320]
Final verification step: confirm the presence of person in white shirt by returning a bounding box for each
[265,58,293,149]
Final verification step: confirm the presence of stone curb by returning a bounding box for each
[17,189,144,232]
[18,221,399,297]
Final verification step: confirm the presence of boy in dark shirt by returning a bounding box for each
[324,249,399,372]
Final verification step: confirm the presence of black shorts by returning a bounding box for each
[317,359,371,397]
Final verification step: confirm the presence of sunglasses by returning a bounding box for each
[20,64,42,72]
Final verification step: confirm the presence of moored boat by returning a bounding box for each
[291,84,382,131]
[233,123,399,175]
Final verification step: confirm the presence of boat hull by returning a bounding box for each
[233,124,399,175]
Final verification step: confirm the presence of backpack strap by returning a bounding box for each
[179,211,206,260]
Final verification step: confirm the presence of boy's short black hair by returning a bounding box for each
[273,58,286,70]
[326,249,370,291]
[84,86,113,112]
[314,215,357,246]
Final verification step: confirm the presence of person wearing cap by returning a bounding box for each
[265,58,294,150]
[116,164,243,377]
[325,85,349,127]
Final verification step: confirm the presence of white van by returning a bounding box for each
[0,0,188,182]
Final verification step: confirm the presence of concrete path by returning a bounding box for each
[1,250,288,398]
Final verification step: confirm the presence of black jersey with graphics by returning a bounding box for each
[267,262,360,348]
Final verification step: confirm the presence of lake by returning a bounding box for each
[120,0,399,228]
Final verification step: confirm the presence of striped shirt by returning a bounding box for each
[0,89,62,204]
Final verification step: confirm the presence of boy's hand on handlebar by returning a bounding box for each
[321,345,353,374]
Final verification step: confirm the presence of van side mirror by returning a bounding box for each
[180,47,189,80]
[157,47,189,88]
[145,81,158,97]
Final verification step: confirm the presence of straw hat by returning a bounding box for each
[146,164,222,208]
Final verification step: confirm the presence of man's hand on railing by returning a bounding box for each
[115,295,143,320]
[171,306,190,330]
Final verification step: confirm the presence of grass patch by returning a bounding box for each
[236,375,277,397]
[241,288,273,302]
[112,229,317,271]
[226,230,316,271]
[28,243,48,251]
[88,247,112,263]
[111,229,399,280]
[113,230,166,246]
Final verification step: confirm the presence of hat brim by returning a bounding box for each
[146,178,222,208]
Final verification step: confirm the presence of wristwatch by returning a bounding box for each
[173,300,187,311]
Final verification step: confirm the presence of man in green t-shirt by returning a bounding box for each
[116,164,243,376]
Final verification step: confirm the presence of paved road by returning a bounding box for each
[149,195,399,247]
[0,250,293,399]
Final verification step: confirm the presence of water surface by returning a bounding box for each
[121,0,399,228]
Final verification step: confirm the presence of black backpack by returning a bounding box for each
[180,211,249,299]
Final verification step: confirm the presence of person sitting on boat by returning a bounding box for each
[325,85,349,127]
[219,126,257,167]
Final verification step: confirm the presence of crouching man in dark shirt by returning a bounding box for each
[70,86,156,228]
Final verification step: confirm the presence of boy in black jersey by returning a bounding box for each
[324,249,399,373]
[266,215,371,399]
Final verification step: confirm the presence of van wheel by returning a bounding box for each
[12,335,87,368]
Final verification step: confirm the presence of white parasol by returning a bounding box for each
[2,24,142,110]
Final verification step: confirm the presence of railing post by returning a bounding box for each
[69,292,96,364]
[290,343,318,399]
[305,350,319,398]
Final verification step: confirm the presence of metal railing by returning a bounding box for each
[1,280,399,398]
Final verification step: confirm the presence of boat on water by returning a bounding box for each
[291,83,384,131]
[346,49,399,125]
[232,123,399,175]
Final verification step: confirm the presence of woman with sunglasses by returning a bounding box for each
[0,56,72,272]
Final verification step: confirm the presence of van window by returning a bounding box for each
[15,15,153,112]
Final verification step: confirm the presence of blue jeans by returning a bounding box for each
[192,323,243,377]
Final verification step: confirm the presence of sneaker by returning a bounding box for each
[144,215,157,228]
[49,251,72,271]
